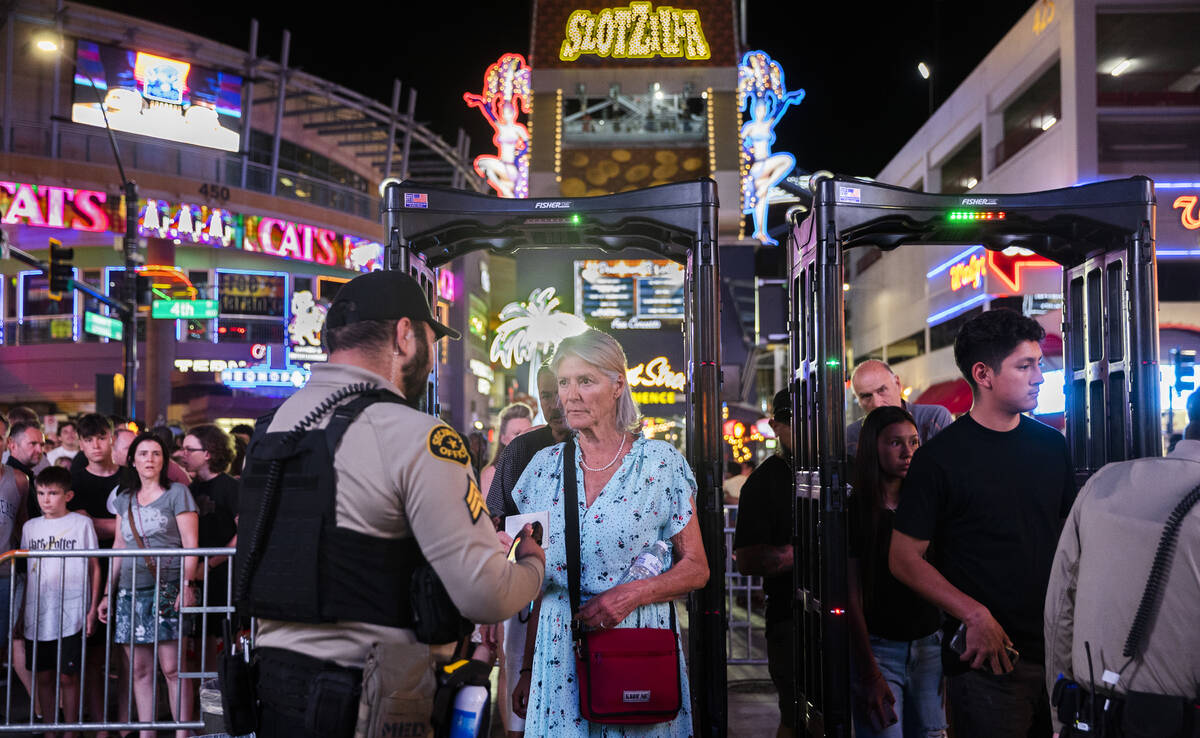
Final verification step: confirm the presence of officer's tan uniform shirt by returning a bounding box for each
[1045,439,1200,719]
[256,363,544,668]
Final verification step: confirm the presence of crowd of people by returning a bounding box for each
[2,264,1195,738]
[1,407,245,737]
[736,308,1200,738]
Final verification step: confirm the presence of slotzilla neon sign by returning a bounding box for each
[559,2,710,61]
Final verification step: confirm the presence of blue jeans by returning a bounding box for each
[853,633,947,738]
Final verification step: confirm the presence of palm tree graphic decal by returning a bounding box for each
[490,287,588,414]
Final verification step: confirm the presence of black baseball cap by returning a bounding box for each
[325,271,460,340]
[772,388,792,423]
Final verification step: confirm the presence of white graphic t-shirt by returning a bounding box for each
[21,512,98,640]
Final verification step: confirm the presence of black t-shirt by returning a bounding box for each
[733,454,793,625]
[893,414,1075,667]
[192,473,239,549]
[69,465,126,531]
[7,458,38,519]
[848,498,941,642]
[486,426,559,518]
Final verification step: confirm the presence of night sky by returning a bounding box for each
[88,0,1034,178]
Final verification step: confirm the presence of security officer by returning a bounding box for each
[1044,425,1200,737]
[243,270,546,738]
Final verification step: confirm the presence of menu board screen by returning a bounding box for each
[574,259,685,329]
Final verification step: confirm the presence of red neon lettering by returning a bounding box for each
[43,187,72,228]
[276,222,304,259]
[1175,195,1200,230]
[257,218,284,254]
[2,183,45,226]
[314,229,339,265]
[73,189,109,232]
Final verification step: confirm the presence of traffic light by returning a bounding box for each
[1173,348,1196,393]
[47,238,74,300]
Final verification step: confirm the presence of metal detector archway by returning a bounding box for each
[380,180,728,738]
[786,176,1160,736]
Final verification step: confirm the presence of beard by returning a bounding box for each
[399,329,433,406]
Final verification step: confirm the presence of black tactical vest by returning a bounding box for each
[234,386,424,628]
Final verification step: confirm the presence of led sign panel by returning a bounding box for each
[72,40,244,152]
[574,260,685,328]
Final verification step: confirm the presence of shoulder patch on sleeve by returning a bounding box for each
[427,425,470,466]
[464,476,489,523]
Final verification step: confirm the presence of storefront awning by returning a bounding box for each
[914,378,973,416]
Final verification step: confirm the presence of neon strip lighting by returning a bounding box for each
[927,245,984,279]
[1155,182,1200,189]
[1158,249,1200,257]
[928,293,991,324]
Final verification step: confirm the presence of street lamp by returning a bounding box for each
[35,35,141,421]
[918,62,933,116]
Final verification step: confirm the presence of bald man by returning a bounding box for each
[846,360,953,457]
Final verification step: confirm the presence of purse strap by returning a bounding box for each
[563,438,583,618]
[562,437,677,637]
[127,492,158,578]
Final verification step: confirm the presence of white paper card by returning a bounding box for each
[505,511,550,538]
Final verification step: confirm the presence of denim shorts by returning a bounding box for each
[113,585,190,644]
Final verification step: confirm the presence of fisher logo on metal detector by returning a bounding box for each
[961,197,998,205]
[464,476,489,523]
[534,201,571,209]
[427,425,470,465]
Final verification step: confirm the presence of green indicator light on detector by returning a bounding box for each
[571,213,582,225]
[825,357,841,369]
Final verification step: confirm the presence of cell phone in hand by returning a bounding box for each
[949,622,1019,667]
[507,521,544,562]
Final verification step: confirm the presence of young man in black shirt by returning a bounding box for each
[889,309,1074,738]
[733,389,795,738]
[70,413,130,726]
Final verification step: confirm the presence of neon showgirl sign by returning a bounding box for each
[737,51,805,245]
[464,54,532,199]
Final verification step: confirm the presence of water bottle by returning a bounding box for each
[615,540,671,585]
[448,684,489,738]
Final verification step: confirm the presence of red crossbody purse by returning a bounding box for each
[562,438,683,725]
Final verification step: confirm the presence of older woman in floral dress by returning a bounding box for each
[510,329,709,737]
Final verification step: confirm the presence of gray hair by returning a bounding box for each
[550,329,642,433]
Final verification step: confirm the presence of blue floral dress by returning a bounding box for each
[514,436,696,737]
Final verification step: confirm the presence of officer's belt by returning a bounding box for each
[255,646,363,719]
[1060,683,1200,738]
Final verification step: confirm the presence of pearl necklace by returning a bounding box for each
[580,434,628,472]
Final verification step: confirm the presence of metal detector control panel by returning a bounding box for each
[809,176,1155,265]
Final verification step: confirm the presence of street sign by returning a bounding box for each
[84,311,123,340]
[152,299,218,320]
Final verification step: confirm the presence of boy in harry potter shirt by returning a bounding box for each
[20,467,100,736]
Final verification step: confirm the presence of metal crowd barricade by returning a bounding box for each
[723,504,767,665]
[0,546,239,734]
